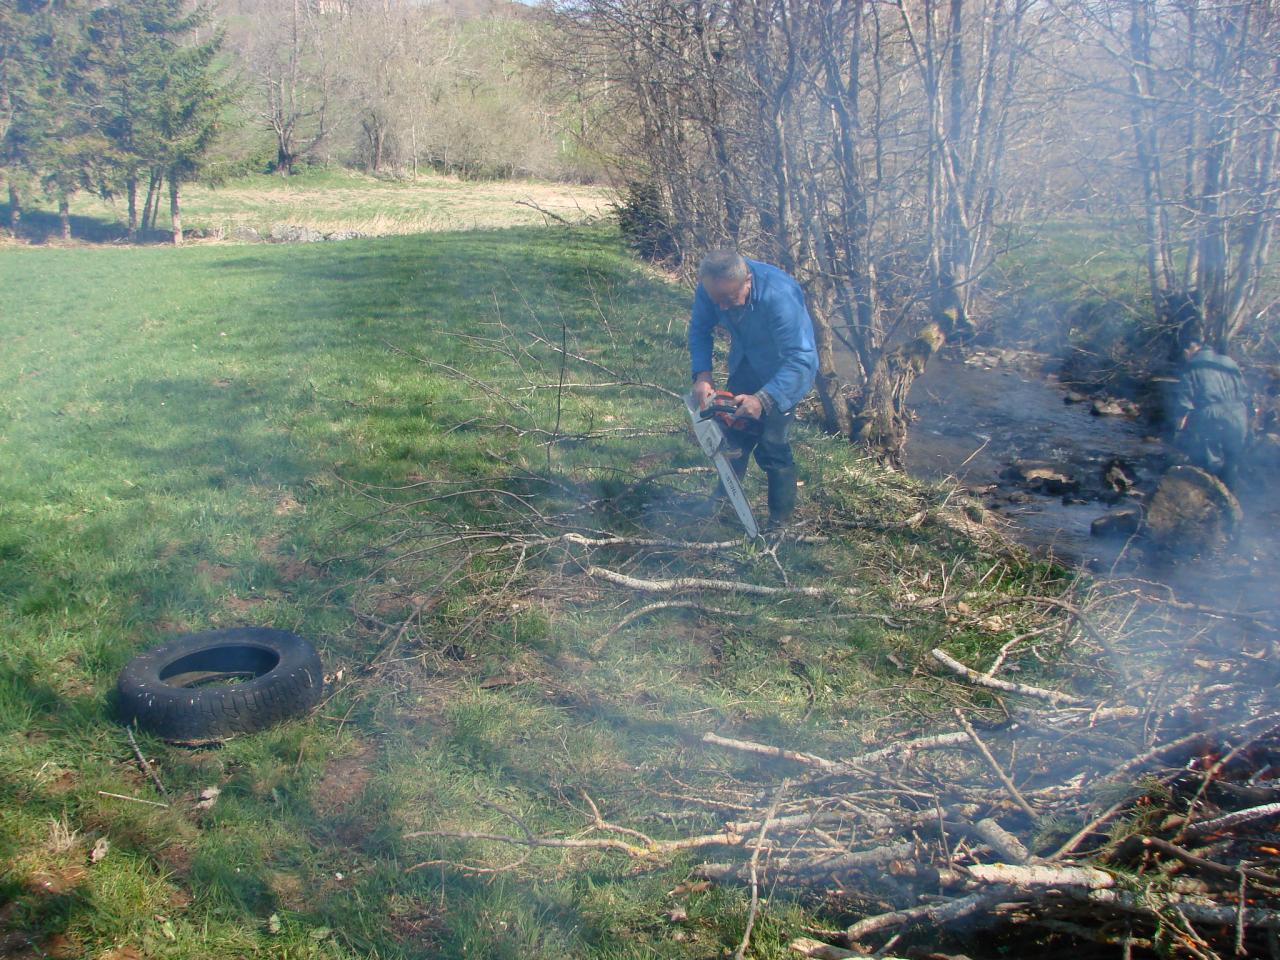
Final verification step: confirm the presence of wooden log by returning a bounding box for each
[968,818,1030,864]
[966,863,1114,889]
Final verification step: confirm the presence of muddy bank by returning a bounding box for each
[904,350,1278,611]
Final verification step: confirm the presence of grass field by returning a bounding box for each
[0,220,1075,959]
[6,167,610,243]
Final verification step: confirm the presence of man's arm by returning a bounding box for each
[758,284,819,413]
[689,286,718,405]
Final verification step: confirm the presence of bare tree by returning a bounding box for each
[550,0,1039,463]
[1060,0,1280,349]
[231,0,340,174]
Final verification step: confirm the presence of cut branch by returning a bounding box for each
[932,647,1086,706]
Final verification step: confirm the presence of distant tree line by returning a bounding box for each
[0,0,592,243]
[1,0,229,244]
[220,0,582,182]
[550,0,1280,462]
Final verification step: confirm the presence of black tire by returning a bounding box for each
[117,627,324,743]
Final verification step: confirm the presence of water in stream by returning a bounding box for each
[904,352,1277,614]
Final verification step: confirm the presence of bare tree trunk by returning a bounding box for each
[1126,0,1175,311]
[7,182,20,235]
[142,169,161,235]
[853,324,946,468]
[58,194,71,241]
[127,175,139,242]
[169,176,183,246]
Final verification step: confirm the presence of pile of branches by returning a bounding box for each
[408,549,1280,959]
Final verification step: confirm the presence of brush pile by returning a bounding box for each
[691,585,1280,958]
[419,569,1280,958]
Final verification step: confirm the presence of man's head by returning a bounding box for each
[699,249,752,310]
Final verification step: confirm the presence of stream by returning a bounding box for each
[904,351,1277,613]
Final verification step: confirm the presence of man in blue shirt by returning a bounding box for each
[689,249,818,526]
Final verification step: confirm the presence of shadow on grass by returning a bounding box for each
[2,204,152,245]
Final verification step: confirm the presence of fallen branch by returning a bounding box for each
[843,730,973,766]
[1064,887,1280,930]
[932,648,1085,706]
[966,862,1114,889]
[735,780,788,960]
[845,887,1016,941]
[514,197,572,225]
[588,566,856,600]
[702,732,848,774]
[695,843,916,882]
[969,818,1030,864]
[97,790,169,808]
[788,937,865,959]
[1138,836,1280,887]
[1183,802,1280,839]
[955,709,1039,819]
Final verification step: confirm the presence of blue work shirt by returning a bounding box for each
[688,259,818,413]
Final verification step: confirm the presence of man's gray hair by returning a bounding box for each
[698,248,749,284]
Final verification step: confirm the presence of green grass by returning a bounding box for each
[0,224,1070,958]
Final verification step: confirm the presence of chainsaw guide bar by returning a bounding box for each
[684,392,760,539]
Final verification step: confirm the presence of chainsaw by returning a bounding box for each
[684,390,761,538]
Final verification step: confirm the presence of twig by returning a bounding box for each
[735,779,789,960]
[548,316,566,473]
[1047,797,1129,861]
[1238,871,1249,956]
[932,648,1085,706]
[125,726,167,798]
[1138,837,1280,886]
[954,709,1038,820]
[97,791,169,808]
[515,197,572,225]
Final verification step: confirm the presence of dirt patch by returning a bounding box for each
[312,741,375,817]
[224,590,282,615]
[27,863,87,896]
[154,842,194,880]
[267,869,308,911]
[274,495,303,516]
[151,618,193,635]
[257,536,322,584]
[195,560,236,583]
[387,902,445,948]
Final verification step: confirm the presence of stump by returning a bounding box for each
[1144,466,1242,555]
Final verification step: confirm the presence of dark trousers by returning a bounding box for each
[724,363,797,520]
[727,363,793,473]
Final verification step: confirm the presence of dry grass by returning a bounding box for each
[55,168,611,240]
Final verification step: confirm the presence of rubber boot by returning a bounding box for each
[765,466,797,528]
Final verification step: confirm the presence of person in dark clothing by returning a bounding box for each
[689,249,818,527]
[1172,322,1250,490]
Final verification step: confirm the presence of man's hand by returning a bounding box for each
[732,393,763,420]
[692,378,716,409]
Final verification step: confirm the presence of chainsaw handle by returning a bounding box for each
[698,401,739,420]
